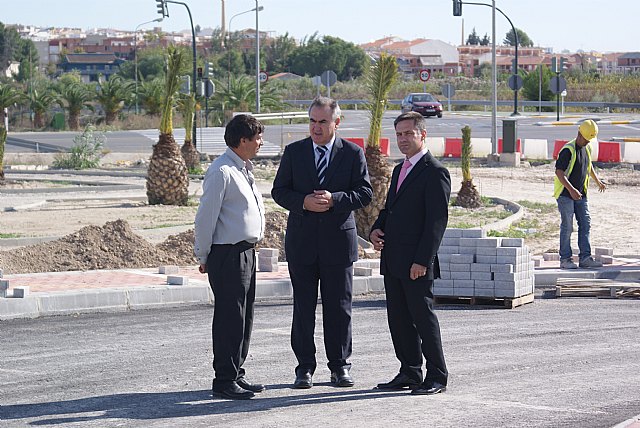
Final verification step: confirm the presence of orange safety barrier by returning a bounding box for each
[597,141,621,163]
[444,138,462,158]
[553,140,568,159]
[345,137,390,157]
[498,138,521,153]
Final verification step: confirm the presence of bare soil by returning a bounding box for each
[1,162,638,275]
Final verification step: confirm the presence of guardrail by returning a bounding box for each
[234,111,309,121]
[283,99,640,111]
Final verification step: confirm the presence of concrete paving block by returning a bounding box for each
[543,252,560,261]
[438,254,452,263]
[470,263,491,272]
[497,247,521,256]
[459,238,478,247]
[367,276,385,293]
[353,277,369,295]
[450,254,474,264]
[476,255,497,264]
[443,228,463,238]
[440,271,451,279]
[167,276,189,286]
[471,272,493,281]
[439,245,460,254]
[256,279,293,298]
[453,287,474,297]
[501,238,524,247]
[434,279,454,288]
[12,286,30,298]
[258,248,279,257]
[459,247,477,255]
[259,259,279,272]
[0,279,9,298]
[453,280,474,288]
[451,271,471,280]
[474,287,495,298]
[532,256,543,267]
[439,262,450,272]
[494,288,519,298]
[497,256,518,264]
[39,289,129,315]
[600,255,614,265]
[363,248,377,258]
[0,268,3,278]
[441,237,461,247]
[354,267,373,276]
[494,280,517,290]
[494,272,516,281]
[475,247,497,256]
[159,265,180,275]
[0,297,40,320]
[462,228,485,238]
[449,262,471,271]
[475,238,502,247]
[474,280,495,289]
[594,247,614,256]
[434,286,455,297]
[491,264,513,273]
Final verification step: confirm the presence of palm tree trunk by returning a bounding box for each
[146,133,190,205]
[0,127,6,182]
[181,141,200,170]
[355,146,392,237]
[69,111,80,130]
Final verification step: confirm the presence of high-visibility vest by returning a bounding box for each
[553,139,592,199]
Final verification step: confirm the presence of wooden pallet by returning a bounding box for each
[434,293,534,309]
[554,278,640,299]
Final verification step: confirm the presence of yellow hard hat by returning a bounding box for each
[578,119,598,143]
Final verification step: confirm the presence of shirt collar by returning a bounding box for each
[313,135,336,153]
[405,146,428,166]
[226,147,253,170]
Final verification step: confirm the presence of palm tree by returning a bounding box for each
[176,93,199,170]
[355,52,398,237]
[214,74,284,117]
[0,83,25,182]
[146,47,189,206]
[95,75,133,125]
[56,80,94,130]
[27,80,58,129]
[138,77,164,116]
[454,125,481,208]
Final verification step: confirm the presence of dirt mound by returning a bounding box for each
[0,220,197,275]
[258,211,288,261]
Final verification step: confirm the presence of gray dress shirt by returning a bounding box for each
[194,147,265,265]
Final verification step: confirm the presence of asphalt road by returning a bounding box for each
[6,110,640,159]
[1,293,639,427]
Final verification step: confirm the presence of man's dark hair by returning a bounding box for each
[224,114,265,148]
[394,111,427,133]
[309,96,341,121]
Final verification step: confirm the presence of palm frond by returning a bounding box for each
[365,53,398,148]
[160,47,185,135]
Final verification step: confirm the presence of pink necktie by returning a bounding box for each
[396,159,412,192]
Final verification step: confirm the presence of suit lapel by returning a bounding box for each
[303,137,320,187]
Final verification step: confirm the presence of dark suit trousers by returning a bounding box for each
[288,262,353,374]
[384,274,448,385]
[207,241,256,386]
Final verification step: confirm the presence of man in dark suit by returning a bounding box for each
[370,111,451,395]
[272,96,372,389]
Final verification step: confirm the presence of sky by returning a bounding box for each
[2,0,638,53]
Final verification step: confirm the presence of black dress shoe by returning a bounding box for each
[330,368,354,387]
[411,381,447,395]
[375,373,421,390]
[213,381,255,400]
[294,370,313,389]
[237,378,266,393]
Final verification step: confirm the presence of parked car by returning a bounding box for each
[401,93,443,118]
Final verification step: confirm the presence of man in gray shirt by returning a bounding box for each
[194,114,266,400]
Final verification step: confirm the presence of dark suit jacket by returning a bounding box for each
[272,137,373,266]
[371,151,451,280]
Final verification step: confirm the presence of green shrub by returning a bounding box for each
[52,125,105,169]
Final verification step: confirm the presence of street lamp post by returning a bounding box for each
[255,0,260,113]
[227,6,263,92]
[134,17,163,115]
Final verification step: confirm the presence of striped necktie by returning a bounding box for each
[316,145,328,184]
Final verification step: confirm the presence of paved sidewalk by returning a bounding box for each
[1,256,639,320]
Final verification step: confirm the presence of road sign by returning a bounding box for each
[258,71,268,84]
[320,70,338,87]
[508,74,523,91]
[549,76,567,94]
[441,84,455,98]
[419,69,431,82]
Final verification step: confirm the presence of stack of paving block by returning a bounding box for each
[434,228,535,299]
[258,248,279,272]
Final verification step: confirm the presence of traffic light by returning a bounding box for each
[560,57,569,72]
[197,67,203,79]
[204,61,214,78]
[551,57,558,73]
[156,0,168,18]
[453,0,462,16]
